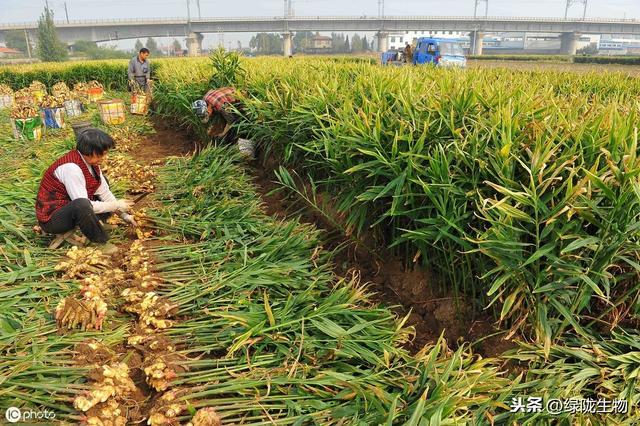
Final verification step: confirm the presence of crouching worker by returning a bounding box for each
[35,128,136,254]
[192,87,239,141]
[192,87,256,159]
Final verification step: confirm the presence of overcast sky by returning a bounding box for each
[1,0,638,50]
[1,0,638,23]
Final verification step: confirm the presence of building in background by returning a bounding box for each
[0,46,21,58]
[311,34,333,50]
[388,30,466,50]
[386,30,600,55]
[598,36,640,54]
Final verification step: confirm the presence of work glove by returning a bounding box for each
[114,199,133,212]
[102,199,133,213]
[120,213,138,227]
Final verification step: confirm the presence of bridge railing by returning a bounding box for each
[0,15,638,29]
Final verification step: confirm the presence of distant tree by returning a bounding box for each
[134,39,144,53]
[362,35,369,51]
[351,34,362,53]
[73,40,98,53]
[145,37,162,56]
[36,6,68,62]
[172,39,182,55]
[4,30,28,54]
[344,35,350,53]
[577,43,598,55]
[72,40,128,59]
[328,33,348,54]
[249,33,282,55]
[293,31,314,52]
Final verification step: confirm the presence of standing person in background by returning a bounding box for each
[404,43,413,63]
[128,48,151,92]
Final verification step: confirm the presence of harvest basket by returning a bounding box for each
[0,95,13,109]
[71,121,92,138]
[11,116,43,141]
[64,100,83,117]
[97,99,126,125]
[130,93,150,115]
[88,87,105,103]
[41,107,65,129]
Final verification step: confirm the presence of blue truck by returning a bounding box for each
[382,37,467,67]
[381,50,405,66]
[413,37,467,67]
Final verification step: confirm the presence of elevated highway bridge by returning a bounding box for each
[2,15,639,56]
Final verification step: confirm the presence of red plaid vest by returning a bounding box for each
[204,87,236,114]
[35,150,102,223]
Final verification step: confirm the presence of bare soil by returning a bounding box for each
[139,117,197,163]
[101,118,196,423]
[125,121,515,358]
[251,158,515,357]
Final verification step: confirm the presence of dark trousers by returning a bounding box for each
[40,198,111,243]
[219,108,239,145]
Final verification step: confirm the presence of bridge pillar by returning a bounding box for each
[376,31,389,52]
[470,31,484,56]
[282,32,292,57]
[560,32,579,55]
[187,32,203,56]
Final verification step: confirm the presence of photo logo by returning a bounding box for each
[5,407,21,423]
[4,407,56,423]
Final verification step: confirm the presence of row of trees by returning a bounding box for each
[4,6,184,61]
[248,33,283,55]
[134,38,184,57]
[249,32,375,55]
[5,7,372,61]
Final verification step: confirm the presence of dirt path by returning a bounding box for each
[139,118,196,162]
[71,118,196,424]
[129,121,514,358]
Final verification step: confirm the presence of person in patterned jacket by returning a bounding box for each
[35,128,136,253]
[191,87,240,143]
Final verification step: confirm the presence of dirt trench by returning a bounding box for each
[117,119,513,359]
[63,119,196,424]
[250,155,514,358]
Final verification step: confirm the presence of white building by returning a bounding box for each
[598,36,640,53]
[388,30,468,50]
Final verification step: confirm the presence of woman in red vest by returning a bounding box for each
[35,128,136,252]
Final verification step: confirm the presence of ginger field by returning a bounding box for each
[1,55,640,425]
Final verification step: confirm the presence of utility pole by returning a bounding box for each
[24,29,32,58]
[565,0,588,19]
[64,2,70,23]
[378,0,384,18]
[186,0,191,32]
[474,0,488,18]
[196,0,201,19]
[218,28,224,48]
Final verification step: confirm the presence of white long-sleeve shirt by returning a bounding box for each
[53,163,118,214]
[53,153,133,222]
